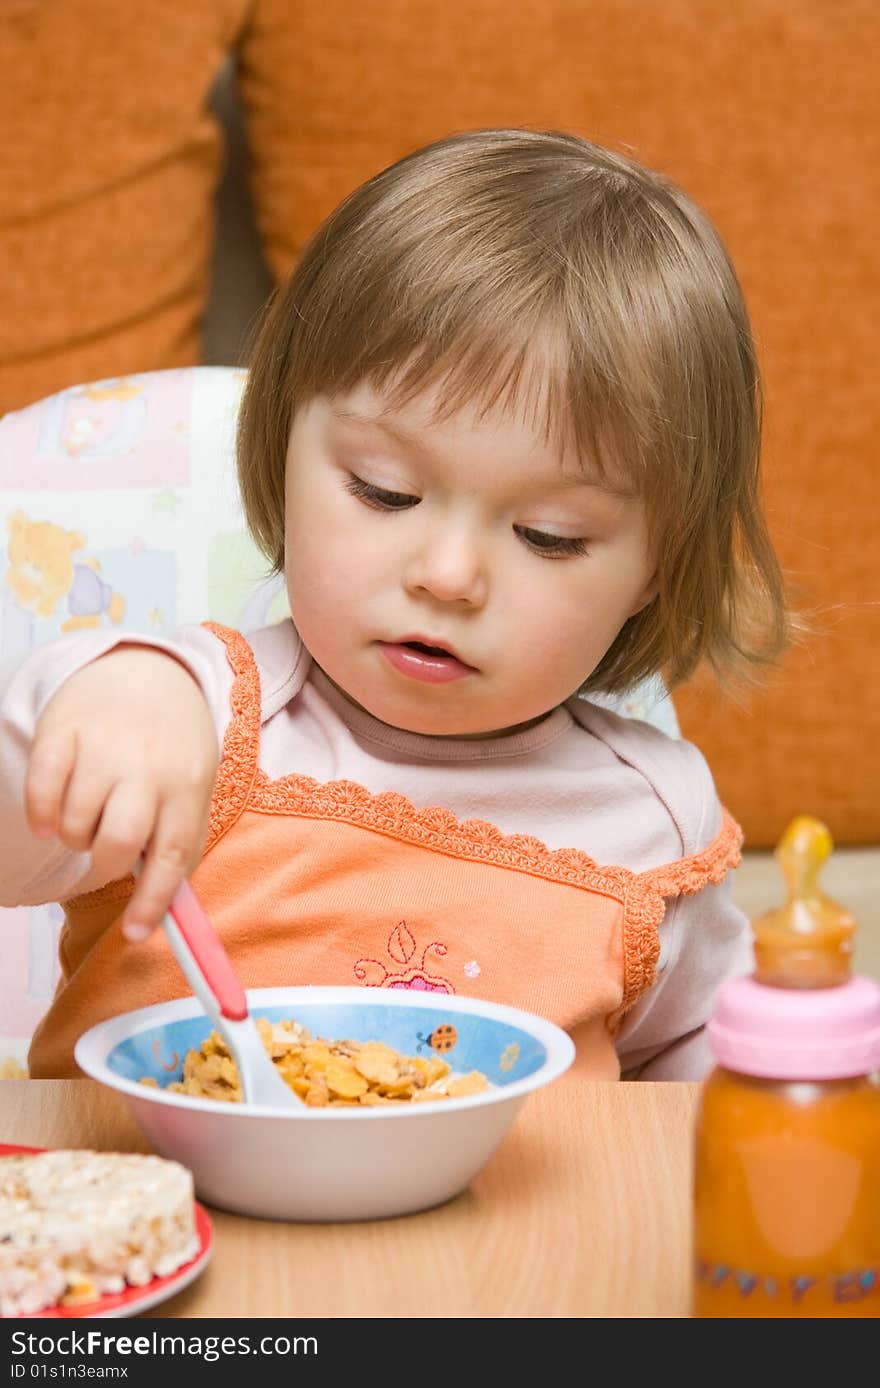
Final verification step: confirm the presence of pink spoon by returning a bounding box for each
[161,879,303,1109]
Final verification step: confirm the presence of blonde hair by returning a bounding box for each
[238,128,789,694]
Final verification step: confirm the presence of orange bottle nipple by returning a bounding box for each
[752,815,856,989]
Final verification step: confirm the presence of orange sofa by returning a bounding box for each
[2,0,877,846]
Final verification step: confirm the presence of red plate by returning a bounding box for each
[1,1143,213,1318]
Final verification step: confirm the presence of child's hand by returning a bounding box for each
[24,646,219,941]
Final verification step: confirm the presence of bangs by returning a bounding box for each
[378,329,640,492]
[292,300,647,498]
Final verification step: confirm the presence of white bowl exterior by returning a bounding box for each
[126,1089,525,1220]
[76,986,573,1221]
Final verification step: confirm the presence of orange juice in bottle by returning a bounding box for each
[692,816,880,1317]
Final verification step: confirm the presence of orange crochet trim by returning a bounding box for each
[620,878,667,1009]
[201,621,262,853]
[253,766,636,894]
[641,808,743,897]
[620,809,742,1006]
[622,809,742,1006]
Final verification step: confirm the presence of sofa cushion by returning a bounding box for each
[0,0,251,414]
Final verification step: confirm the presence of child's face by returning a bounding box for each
[283,380,656,737]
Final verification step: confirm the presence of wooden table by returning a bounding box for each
[1,1078,700,1318]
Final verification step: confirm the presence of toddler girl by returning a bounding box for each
[0,129,789,1079]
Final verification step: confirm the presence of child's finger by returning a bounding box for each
[24,726,78,837]
[89,780,156,886]
[54,757,114,853]
[121,795,205,939]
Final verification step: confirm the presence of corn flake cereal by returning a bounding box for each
[145,1019,489,1106]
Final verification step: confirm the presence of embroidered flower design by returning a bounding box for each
[499,1043,520,1072]
[354,921,454,993]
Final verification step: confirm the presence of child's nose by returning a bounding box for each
[404,525,488,607]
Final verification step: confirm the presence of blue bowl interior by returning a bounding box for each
[108,1001,548,1091]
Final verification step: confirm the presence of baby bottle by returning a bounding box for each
[692,815,880,1317]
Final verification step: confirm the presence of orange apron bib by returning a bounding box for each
[29,625,741,1077]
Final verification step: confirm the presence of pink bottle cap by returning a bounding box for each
[708,972,880,1080]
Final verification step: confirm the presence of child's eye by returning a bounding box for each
[515,526,589,559]
[344,475,420,510]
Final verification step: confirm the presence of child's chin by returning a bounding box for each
[384,709,486,738]
[367,692,496,740]
[377,699,534,741]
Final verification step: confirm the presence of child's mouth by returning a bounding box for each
[404,641,453,657]
[377,640,476,684]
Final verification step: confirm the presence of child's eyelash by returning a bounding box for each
[344,476,588,558]
[515,527,589,559]
[344,475,419,509]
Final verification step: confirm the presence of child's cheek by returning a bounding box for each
[284,525,366,625]
[518,582,615,683]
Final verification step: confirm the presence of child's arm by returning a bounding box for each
[0,629,231,936]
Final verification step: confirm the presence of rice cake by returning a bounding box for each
[0,1150,199,1316]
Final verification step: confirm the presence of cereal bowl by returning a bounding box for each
[75,987,575,1221]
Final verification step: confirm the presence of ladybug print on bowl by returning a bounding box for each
[417,1023,458,1053]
